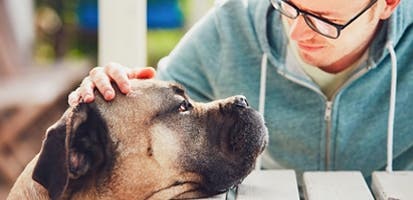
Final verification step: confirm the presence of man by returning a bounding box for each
[69,0,412,180]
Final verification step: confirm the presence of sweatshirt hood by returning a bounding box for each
[370,0,413,64]
[253,0,287,71]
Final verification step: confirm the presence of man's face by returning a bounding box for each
[285,0,386,73]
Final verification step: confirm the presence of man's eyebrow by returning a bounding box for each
[314,10,334,16]
[302,7,335,16]
[288,0,336,16]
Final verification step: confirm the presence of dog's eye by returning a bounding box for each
[178,100,192,112]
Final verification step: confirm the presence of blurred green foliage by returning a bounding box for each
[34,0,97,65]
[147,29,184,68]
[33,0,207,68]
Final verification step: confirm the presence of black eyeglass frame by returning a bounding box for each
[271,0,378,39]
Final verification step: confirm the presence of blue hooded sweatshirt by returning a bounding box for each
[156,0,413,179]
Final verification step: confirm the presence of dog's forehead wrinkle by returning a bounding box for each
[129,79,176,94]
[129,80,187,101]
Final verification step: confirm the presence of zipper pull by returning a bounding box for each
[325,101,332,121]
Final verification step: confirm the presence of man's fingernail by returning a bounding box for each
[69,97,81,106]
[122,83,130,93]
[84,94,92,102]
[69,99,75,106]
[105,90,114,99]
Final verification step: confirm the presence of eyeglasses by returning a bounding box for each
[270,0,378,39]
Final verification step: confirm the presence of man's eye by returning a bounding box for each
[178,100,192,112]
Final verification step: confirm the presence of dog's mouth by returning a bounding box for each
[218,107,267,158]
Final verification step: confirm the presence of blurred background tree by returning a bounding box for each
[34,0,98,64]
[34,0,213,67]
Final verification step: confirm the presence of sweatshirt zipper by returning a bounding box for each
[324,101,333,170]
[323,66,371,170]
[278,64,371,170]
[279,72,333,170]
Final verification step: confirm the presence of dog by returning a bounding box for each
[7,79,268,200]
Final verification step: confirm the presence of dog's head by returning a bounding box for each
[32,79,268,199]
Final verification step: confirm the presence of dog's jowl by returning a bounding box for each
[8,80,268,200]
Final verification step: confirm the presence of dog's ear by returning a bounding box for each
[32,103,111,200]
[32,118,68,200]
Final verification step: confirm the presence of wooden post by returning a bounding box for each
[3,0,34,66]
[98,0,147,68]
[0,0,20,77]
[303,171,374,200]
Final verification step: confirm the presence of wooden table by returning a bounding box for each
[198,170,413,200]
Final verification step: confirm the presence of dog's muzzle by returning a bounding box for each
[198,95,268,193]
[218,95,267,156]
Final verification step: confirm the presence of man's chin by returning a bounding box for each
[299,52,320,66]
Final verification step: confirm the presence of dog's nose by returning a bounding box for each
[234,95,249,108]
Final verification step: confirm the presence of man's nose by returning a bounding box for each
[288,15,316,41]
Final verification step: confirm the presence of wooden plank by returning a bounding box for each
[0,64,88,144]
[371,171,413,200]
[237,170,299,200]
[201,194,225,200]
[0,105,47,146]
[13,139,40,166]
[0,62,88,186]
[201,170,299,200]
[0,62,88,110]
[0,150,23,184]
[303,171,374,200]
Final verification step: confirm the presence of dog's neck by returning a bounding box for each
[62,145,189,198]
[69,167,204,199]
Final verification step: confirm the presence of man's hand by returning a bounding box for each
[68,62,156,106]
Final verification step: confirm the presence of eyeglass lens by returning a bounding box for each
[272,0,339,38]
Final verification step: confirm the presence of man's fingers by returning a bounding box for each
[104,62,131,94]
[72,63,154,104]
[90,66,115,101]
[68,77,96,106]
[128,67,156,79]
[68,89,81,106]
[79,77,96,102]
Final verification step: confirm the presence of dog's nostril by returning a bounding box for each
[234,96,249,108]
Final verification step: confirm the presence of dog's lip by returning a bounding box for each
[191,106,268,194]
[218,108,267,157]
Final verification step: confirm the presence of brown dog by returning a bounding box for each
[7,79,268,200]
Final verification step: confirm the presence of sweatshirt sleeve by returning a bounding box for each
[156,6,221,102]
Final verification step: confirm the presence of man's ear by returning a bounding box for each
[32,103,111,200]
[380,0,401,19]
